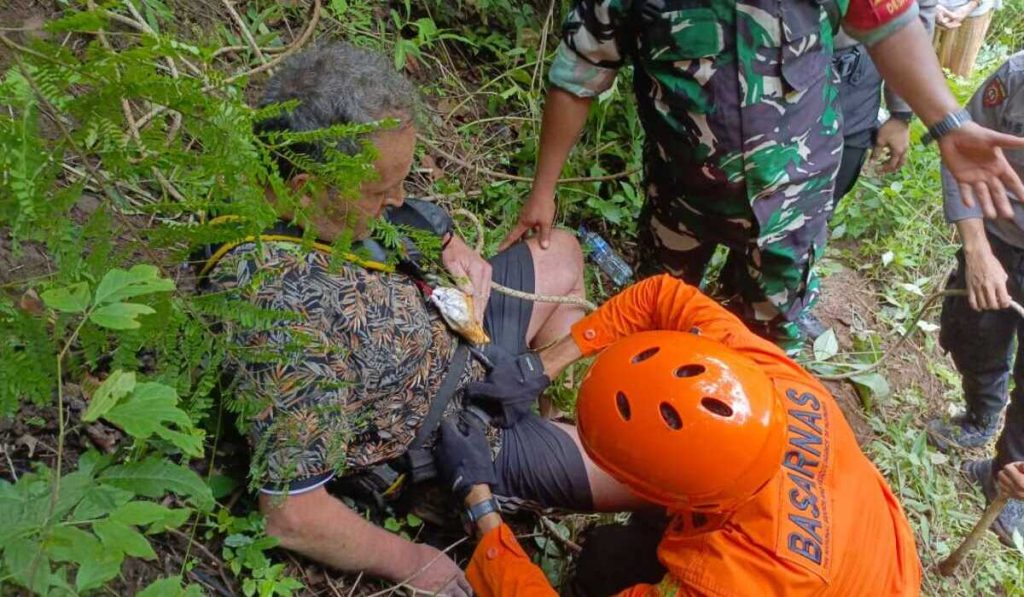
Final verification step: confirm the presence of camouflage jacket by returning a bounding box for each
[551,0,918,219]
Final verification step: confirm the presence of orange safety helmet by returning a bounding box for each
[577,330,786,512]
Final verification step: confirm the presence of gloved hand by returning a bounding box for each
[435,412,497,500]
[467,350,551,428]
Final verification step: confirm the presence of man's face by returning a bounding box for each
[349,121,416,238]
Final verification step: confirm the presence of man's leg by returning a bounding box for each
[832,143,870,208]
[988,241,1024,471]
[567,512,668,597]
[731,213,828,352]
[523,230,587,348]
[930,246,1019,450]
[492,415,652,513]
[484,229,585,354]
[994,319,1024,472]
[636,196,718,283]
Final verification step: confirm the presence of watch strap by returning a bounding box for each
[465,496,501,523]
[890,111,913,124]
[921,108,972,145]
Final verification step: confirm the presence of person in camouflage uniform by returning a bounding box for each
[502,0,1024,352]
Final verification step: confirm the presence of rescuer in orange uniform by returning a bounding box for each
[435,274,922,595]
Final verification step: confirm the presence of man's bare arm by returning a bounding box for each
[260,487,470,595]
[539,334,583,380]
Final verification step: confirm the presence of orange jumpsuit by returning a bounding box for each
[466,275,922,596]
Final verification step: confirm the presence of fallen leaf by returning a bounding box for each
[18,289,45,316]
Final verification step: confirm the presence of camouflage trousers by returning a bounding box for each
[637,157,832,352]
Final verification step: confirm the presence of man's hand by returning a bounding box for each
[467,351,551,428]
[401,543,473,596]
[874,118,911,174]
[964,244,1011,311]
[500,188,557,251]
[936,4,971,28]
[442,234,492,323]
[938,122,1024,219]
[436,413,497,499]
[997,462,1024,500]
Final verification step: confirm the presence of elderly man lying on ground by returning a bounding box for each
[200,42,649,595]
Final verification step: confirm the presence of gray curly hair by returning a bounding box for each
[256,42,419,178]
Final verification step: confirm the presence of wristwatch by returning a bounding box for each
[464,496,501,524]
[889,111,913,124]
[921,108,972,145]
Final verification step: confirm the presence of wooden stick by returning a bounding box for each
[938,494,1009,576]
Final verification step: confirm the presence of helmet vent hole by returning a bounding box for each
[675,364,706,378]
[615,391,632,421]
[632,347,660,364]
[659,402,683,430]
[701,397,734,418]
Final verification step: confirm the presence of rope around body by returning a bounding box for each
[451,208,599,312]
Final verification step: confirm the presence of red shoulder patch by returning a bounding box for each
[844,0,913,35]
[983,77,1008,108]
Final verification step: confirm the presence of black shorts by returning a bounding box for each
[483,241,535,355]
[485,242,593,512]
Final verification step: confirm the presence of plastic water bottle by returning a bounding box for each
[579,226,633,287]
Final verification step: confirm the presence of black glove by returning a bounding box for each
[435,412,497,500]
[467,350,551,428]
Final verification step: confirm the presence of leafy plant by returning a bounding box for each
[213,510,303,597]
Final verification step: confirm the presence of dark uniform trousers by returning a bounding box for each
[941,232,1024,470]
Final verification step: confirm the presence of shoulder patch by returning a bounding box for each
[983,77,1008,109]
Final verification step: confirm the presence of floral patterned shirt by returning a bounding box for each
[206,241,482,489]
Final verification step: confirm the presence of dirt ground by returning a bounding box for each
[815,256,955,438]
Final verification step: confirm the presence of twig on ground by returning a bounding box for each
[1,443,18,482]
[344,572,364,597]
[423,137,638,185]
[167,528,233,590]
[539,516,582,553]
[221,0,267,64]
[361,536,468,597]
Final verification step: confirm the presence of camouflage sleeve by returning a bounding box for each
[549,0,631,98]
[944,56,1021,222]
[842,0,919,47]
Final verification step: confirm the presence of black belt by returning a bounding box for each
[402,343,471,483]
[342,343,473,510]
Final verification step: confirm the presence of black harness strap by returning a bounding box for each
[403,343,471,483]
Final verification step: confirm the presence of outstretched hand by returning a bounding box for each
[938,122,1024,219]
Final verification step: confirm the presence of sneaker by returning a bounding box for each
[796,312,828,341]
[926,413,998,452]
[964,459,1024,547]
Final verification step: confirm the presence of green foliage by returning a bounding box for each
[212,510,303,597]
[0,453,198,594]
[0,0,387,591]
